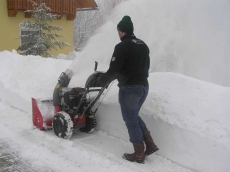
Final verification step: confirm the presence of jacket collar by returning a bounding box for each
[121,33,136,41]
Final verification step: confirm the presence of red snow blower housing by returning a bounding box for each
[32,62,109,139]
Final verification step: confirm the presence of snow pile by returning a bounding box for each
[96,73,230,172]
[146,73,230,144]
[1,51,230,172]
[0,50,72,111]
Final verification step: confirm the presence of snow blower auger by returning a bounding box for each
[32,62,110,139]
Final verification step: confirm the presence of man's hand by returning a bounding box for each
[95,73,103,87]
[95,73,111,88]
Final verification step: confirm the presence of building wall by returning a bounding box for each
[0,0,73,56]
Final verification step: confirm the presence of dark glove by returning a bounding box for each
[96,73,111,88]
[95,73,103,87]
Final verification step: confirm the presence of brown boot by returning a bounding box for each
[143,130,159,156]
[123,143,145,163]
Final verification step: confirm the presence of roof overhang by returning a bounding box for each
[7,0,98,21]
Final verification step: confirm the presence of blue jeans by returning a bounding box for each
[119,85,149,143]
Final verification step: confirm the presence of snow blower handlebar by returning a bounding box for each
[82,83,109,117]
[94,61,98,72]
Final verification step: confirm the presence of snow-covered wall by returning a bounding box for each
[97,104,230,172]
[0,51,230,172]
[96,74,230,172]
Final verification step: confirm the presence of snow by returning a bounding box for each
[1,0,230,172]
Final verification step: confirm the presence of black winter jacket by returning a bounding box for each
[101,34,150,87]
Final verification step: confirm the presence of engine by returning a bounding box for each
[58,87,89,118]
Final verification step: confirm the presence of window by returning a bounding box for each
[20,26,38,45]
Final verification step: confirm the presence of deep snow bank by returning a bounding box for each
[1,51,230,172]
[97,73,230,172]
[0,51,72,112]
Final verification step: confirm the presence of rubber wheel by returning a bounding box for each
[79,116,97,134]
[52,111,73,139]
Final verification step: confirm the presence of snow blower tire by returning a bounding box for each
[52,111,73,139]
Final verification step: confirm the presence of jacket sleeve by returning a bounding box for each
[100,43,127,85]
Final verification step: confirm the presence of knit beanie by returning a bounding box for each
[117,16,134,34]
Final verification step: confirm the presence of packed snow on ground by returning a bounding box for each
[1,0,230,172]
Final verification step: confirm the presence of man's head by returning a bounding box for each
[117,16,134,38]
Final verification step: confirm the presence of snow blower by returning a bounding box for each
[32,62,110,139]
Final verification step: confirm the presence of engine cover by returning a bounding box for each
[61,87,86,108]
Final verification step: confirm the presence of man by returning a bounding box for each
[99,16,159,163]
